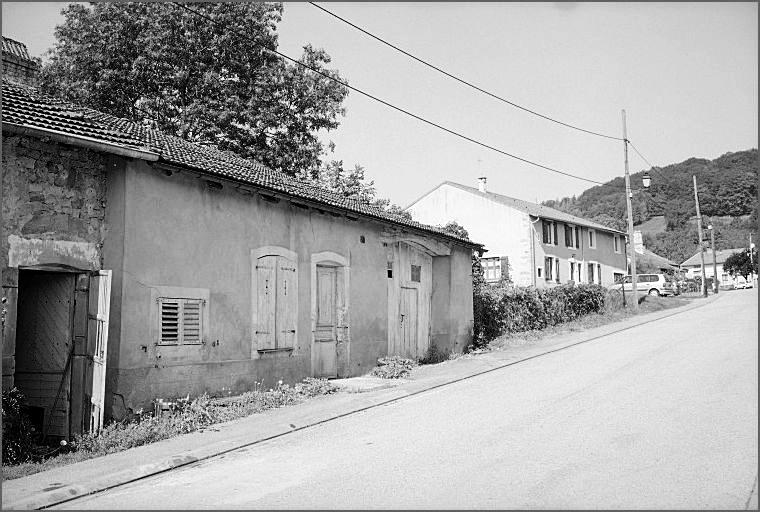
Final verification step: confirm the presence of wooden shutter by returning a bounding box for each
[565,225,572,247]
[542,222,550,244]
[552,222,558,245]
[575,227,580,249]
[597,264,602,284]
[544,257,552,280]
[86,270,111,433]
[159,299,180,344]
[182,299,203,344]
[256,256,277,350]
[555,258,560,283]
[276,256,297,349]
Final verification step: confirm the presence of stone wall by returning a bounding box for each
[2,134,109,270]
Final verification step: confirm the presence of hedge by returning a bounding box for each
[473,282,608,347]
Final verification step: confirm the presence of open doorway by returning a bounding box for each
[15,270,76,440]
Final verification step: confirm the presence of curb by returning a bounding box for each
[4,295,719,510]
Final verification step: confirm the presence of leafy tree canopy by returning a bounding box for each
[40,2,349,177]
[724,249,758,279]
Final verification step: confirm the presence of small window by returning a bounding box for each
[411,264,421,282]
[481,257,502,282]
[613,235,621,253]
[159,298,204,345]
[387,261,393,279]
[555,258,560,283]
[564,224,573,247]
[588,229,596,249]
[537,267,542,278]
[544,256,553,281]
[597,264,602,284]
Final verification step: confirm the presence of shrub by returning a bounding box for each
[419,343,451,365]
[473,283,608,347]
[2,388,37,465]
[370,356,417,379]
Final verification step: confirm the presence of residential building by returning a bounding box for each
[681,248,751,287]
[405,179,627,287]
[1,38,480,437]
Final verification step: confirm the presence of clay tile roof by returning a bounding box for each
[2,79,479,247]
[2,37,34,62]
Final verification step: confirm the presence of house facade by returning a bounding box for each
[1,39,480,438]
[681,248,752,287]
[406,179,627,287]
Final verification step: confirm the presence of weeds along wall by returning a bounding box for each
[473,282,608,346]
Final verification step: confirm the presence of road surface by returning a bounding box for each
[58,290,758,509]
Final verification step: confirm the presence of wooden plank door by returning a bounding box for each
[314,266,337,378]
[400,287,418,359]
[85,270,111,433]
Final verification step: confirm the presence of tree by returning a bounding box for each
[39,2,349,177]
[438,220,470,240]
[724,249,758,279]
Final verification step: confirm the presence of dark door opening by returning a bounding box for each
[15,270,76,440]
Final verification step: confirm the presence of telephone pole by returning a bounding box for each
[622,110,638,311]
[693,175,708,297]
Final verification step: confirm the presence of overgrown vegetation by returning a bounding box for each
[370,356,418,379]
[2,378,336,480]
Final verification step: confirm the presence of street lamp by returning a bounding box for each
[708,224,718,294]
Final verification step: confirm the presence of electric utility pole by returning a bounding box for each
[693,175,708,297]
[622,110,638,311]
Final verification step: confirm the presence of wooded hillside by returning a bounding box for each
[543,149,758,264]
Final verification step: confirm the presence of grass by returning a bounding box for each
[2,378,336,481]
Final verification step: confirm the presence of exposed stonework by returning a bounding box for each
[2,135,108,270]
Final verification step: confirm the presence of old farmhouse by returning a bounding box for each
[1,38,480,438]
[406,179,628,287]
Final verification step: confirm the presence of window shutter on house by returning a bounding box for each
[276,258,297,349]
[552,223,558,245]
[182,299,202,344]
[256,256,277,350]
[542,221,550,244]
[159,298,203,345]
[564,225,572,247]
[575,227,580,249]
[160,299,180,344]
[555,258,560,283]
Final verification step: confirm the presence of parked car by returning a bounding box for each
[735,280,754,289]
[609,273,676,296]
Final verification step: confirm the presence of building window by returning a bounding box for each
[588,262,595,284]
[387,261,393,278]
[569,262,576,283]
[614,272,624,283]
[588,229,596,249]
[564,224,574,247]
[411,264,421,283]
[158,298,204,345]
[542,220,558,245]
[537,267,542,278]
[613,235,621,253]
[555,258,560,283]
[574,226,580,249]
[544,256,553,281]
[597,264,602,284]
[481,257,502,282]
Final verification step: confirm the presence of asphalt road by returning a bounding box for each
[59,290,758,509]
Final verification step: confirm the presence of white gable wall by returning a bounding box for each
[407,183,535,286]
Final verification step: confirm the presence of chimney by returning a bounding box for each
[477,176,487,193]
[2,37,41,87]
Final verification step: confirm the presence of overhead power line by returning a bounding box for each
[173,2,605,185]
[309,2,624,142]
[628,141,668,182]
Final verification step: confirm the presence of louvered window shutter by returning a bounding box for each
[159,298,204,345]
[160,299,180,344]
[182,299,203,344]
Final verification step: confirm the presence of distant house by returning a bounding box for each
[681,248,749,287]
[1,38,481,438]
[406,179,627,287]
[631,231,681,274]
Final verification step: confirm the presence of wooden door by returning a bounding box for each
[85,270,111,433]
[15,271,75,438]
[400,287,418,359]
[314,266,337,378]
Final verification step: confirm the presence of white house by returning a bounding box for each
[406,179,628,287]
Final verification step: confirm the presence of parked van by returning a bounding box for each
[610,273,676,296]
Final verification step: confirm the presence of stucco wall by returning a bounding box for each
[109,162,473,415]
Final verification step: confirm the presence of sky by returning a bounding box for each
[2,2,757,208]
